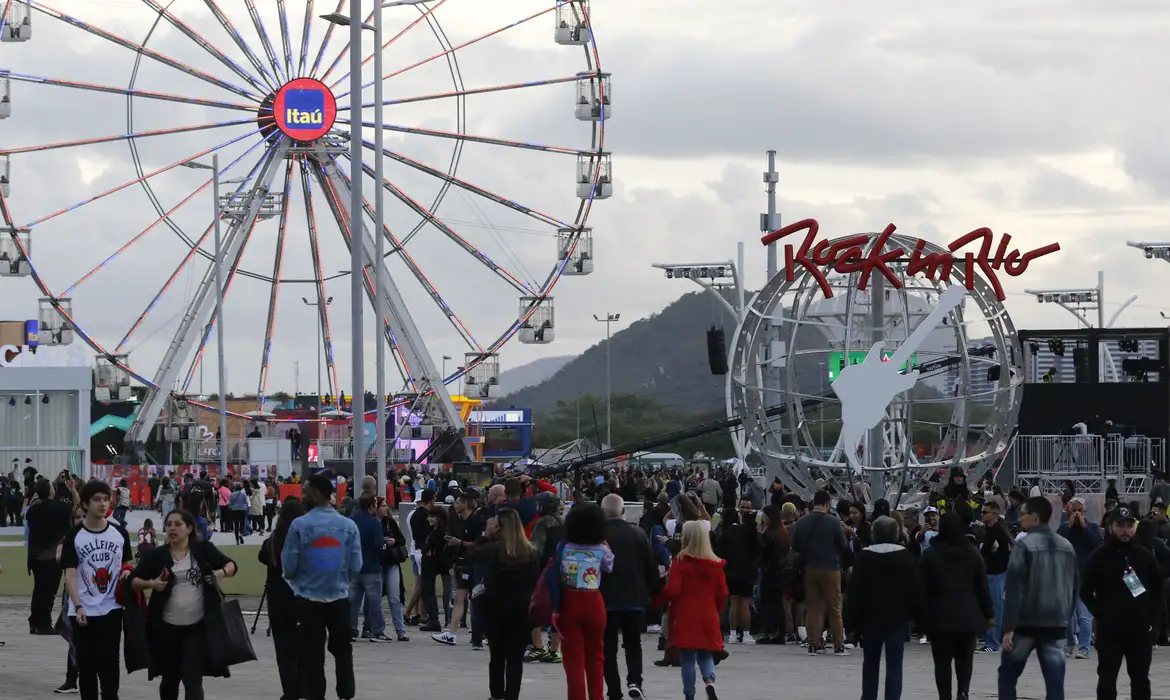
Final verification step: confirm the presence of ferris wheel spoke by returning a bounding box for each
[325,0,451,91]
[299,159,343,398]
[311,159,413,389]
[343,75,581,110]
[32,2,262,101]
[344,153,537,296]
[63,136,270,298]
[276,0,295,82]
[139,0,272,96]
[308,0,346,79]
[243,0,288,84]
[20,128,262,230]
[255,160,296,407]
[0,118,257,156]
[200,0,281,90]
[5,73,259,113]
[344,119,589,158]
[296,0,315,77]
[333,159,483,353]
[356,136,568,229]
[115,146,273,355]
[337,4,561,100]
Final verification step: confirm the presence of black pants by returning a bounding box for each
[1096,631,1152,700]
[232,511,246,540]
[72,610,122,700]
[29,558,62,629]
[419,567,449,625]
[296,597,354,700]
[604,609,644,699]
[157,621,206,700]
[269,611,301,700]
[758,586,784,637]
[928,632,975,700]
[487,612,529,700]
[265,504,276,531]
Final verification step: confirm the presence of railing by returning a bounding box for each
[1011,434,1161,494]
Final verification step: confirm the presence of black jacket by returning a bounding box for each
[759,530,792,592]
[844,543,922,631]
[132,541,237,680]
[599,518,661,611]
[919,539,994,635]
[1081,538,1164,634]
[479,542,541,618]
[717,522,761,584]
[980,520,1013,575]
[258,537,296,620]
[25,499,72,567]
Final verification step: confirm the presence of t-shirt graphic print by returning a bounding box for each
[60,522,133,617]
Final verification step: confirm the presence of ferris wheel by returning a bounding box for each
[0,0,610,445]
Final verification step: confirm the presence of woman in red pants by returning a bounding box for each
[552,503,613,700]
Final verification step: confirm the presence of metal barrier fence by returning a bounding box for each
[1010,434,1161,495]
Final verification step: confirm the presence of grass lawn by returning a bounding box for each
[0,535,24,542]
[0,544,417,598]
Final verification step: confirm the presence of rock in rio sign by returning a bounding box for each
[761,219,1061,301]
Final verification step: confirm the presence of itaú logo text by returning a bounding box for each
[285,108,324,126]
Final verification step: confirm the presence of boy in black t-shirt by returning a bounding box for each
[60,481,133,700]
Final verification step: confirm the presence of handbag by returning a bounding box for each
[205,592,257,669]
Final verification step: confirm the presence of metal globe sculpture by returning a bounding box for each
[729,226,1029,504]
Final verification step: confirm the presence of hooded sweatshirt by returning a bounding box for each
[844,543,922,630]
[919,538,994,634]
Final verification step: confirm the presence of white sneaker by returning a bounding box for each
[646,624,662,634]
[726,633,736,645]
[431,632,456,646]
[919,636,929,645]
[627,683,645,699]
[741,632,754,644]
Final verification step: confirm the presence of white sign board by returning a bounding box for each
[0,345,88,368]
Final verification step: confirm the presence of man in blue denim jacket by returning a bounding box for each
[998,496,1078,700]
[282,475,363,700]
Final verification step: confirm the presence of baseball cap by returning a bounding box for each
[448,480,460,489]
[1110,505,1137,522]
[924,506,940,515]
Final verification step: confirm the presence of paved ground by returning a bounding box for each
[1,597,1167,699]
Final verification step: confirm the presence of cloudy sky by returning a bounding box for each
[3,0,1170,401]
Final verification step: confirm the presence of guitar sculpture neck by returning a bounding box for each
[888,285,967,369]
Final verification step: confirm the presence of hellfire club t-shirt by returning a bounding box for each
[59,521,133,617]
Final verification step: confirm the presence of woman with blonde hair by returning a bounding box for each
[479,509,540,700]
[654,520,727,700]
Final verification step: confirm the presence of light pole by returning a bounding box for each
[817,362,825,452]
[302,297,333,409]
[323,0,429,499]
[593,312,620,446]
[442,354,452,378]
[180,157,235,475]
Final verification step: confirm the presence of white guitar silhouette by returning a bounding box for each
[831,284,967,473]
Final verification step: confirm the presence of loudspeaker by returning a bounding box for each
[1072,347,1090,383]
[707,326,728,375]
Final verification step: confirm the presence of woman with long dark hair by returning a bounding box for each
[555,502,613,700]
[756,504,791,644]
[131,509,238,700]
[479,509,540,700]
[376,498,409,641]
[919,513,993,700]
[260,497,307,700]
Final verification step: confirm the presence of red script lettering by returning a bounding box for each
[760,219,1059,301]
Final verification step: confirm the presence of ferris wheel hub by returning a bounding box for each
[263,78,338,143]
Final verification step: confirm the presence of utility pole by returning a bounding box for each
[348,0,366,480]
[373,0,388,498]
[212,154,228,477]
[294,361,300,395]
[761,152,781,414]
[593,312,620,447]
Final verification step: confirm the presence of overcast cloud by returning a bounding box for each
[1,0,1169,401]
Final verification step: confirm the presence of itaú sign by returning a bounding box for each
[0,344,88,368]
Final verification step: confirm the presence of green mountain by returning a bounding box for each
[494,291,734,417]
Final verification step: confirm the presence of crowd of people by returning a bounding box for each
[5,460,1170,700]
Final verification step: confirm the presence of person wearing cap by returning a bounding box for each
[282,474,363,700]
[917,507,940,552]
[1080,505,1162,700]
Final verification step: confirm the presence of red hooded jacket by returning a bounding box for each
[653,554,728,651]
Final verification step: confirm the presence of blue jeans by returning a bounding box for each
[860,622,909,700]
[348,572,385,637]
[986,573,1006,650]
[381,565,406,635]
[1066,598,1092,654]
[677,649,716,697]
[998,634,1065,700]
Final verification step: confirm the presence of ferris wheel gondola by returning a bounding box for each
[0,0,610,444]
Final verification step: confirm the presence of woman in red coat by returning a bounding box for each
[655,520,727,700]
